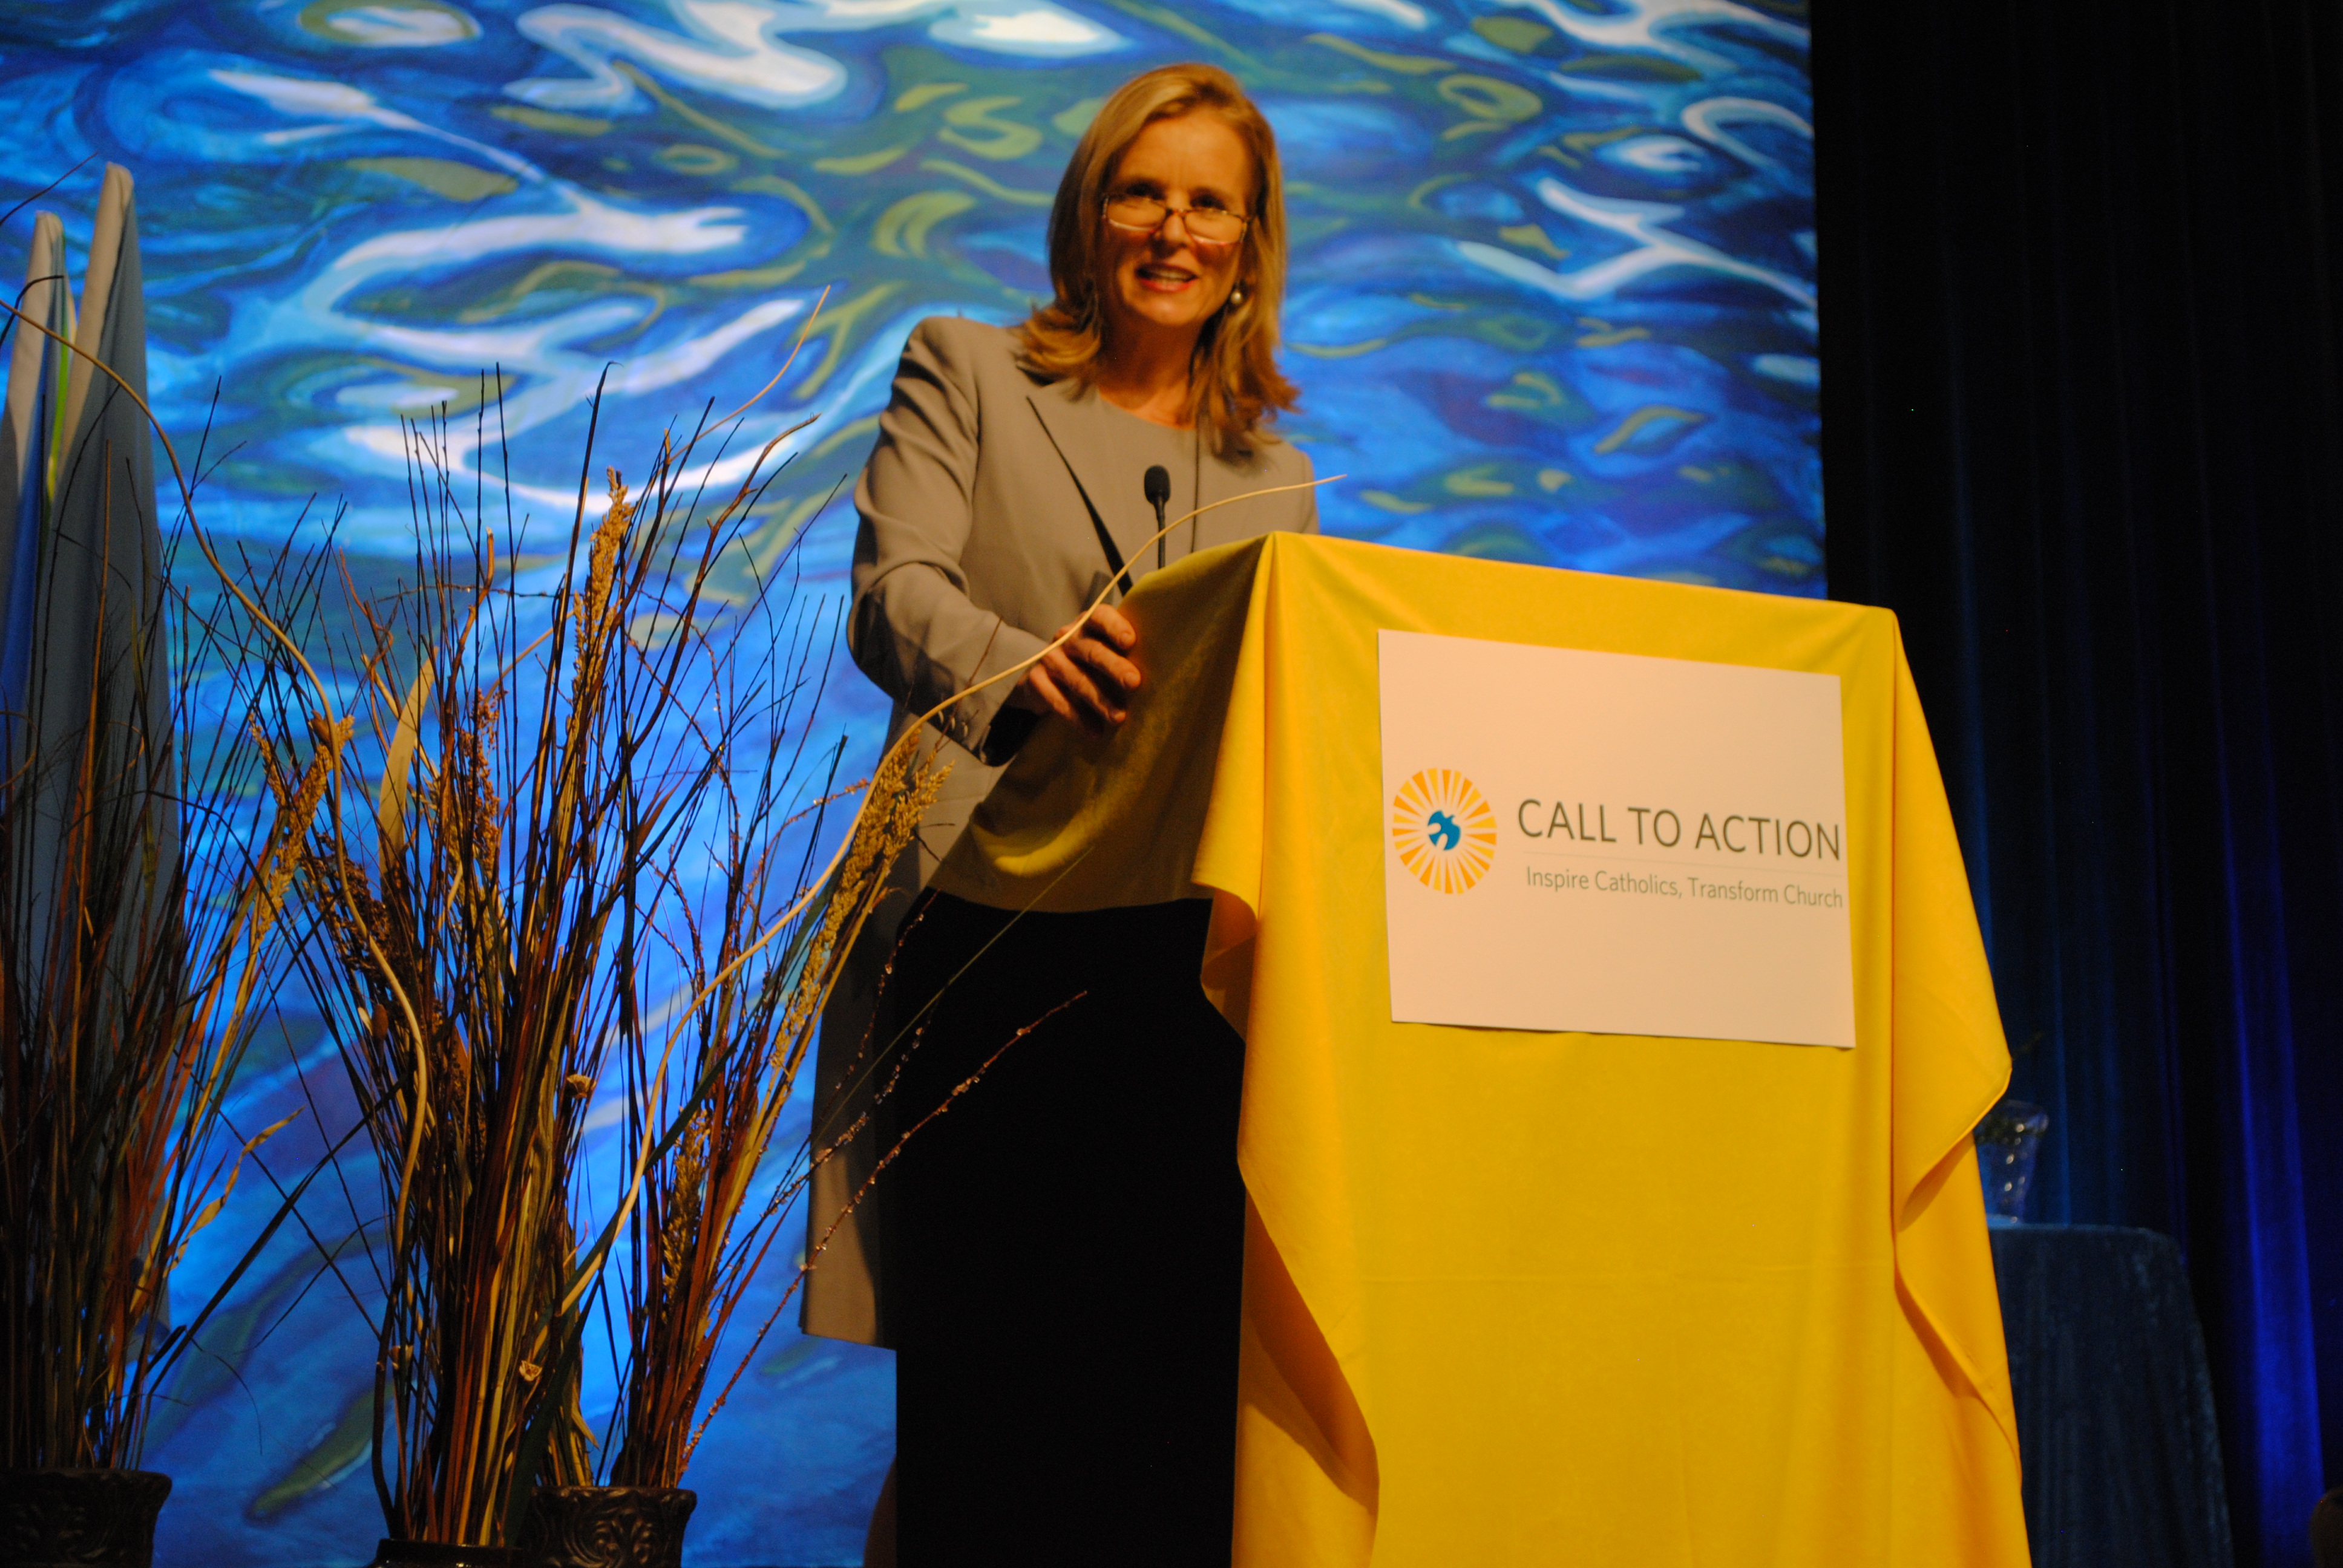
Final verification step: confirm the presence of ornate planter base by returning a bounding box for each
[365,1540,519,1568]
[0,1469,171,1568]
[520,1487,696,1568]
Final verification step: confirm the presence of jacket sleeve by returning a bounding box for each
[848,319,1049,762]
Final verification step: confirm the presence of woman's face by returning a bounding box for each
[1098,111,1253,347]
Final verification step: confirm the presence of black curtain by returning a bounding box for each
[1814,3,2343,1564]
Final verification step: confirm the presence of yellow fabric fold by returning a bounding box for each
[932,534,2027,1567]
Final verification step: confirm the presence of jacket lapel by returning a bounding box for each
[1026,381,1152,581]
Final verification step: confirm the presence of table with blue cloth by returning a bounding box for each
[1990,1224,2234,1568]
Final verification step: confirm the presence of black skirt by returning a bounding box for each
[885,892,1247,1566]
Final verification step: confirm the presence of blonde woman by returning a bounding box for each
[805,62,1316,1564]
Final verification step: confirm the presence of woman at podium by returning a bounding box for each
[804,61,1319,1566]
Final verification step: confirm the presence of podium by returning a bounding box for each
[930,534,2028,1567]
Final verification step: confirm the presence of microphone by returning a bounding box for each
[1144,464,1172,570]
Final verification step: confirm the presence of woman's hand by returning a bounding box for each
[1010,604,1141,733]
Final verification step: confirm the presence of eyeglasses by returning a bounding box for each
[1102,193,1250,247]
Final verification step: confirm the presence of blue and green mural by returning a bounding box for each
[0,2,1813,1562]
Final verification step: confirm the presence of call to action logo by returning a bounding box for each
[1391,768,1497,893]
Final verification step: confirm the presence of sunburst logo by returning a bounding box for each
[1390,768,1498,893]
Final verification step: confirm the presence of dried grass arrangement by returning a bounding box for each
[229,362,943,1544]
[594,699,940,1492]
[0,348,321,1473]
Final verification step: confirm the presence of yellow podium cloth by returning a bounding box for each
[931,534,2028,1567]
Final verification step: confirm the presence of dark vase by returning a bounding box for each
[519,1488,696,1568]
[364,1540,519,1568]
[0,1469,172,1568]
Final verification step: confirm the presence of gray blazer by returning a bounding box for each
[802,314,1317,1344]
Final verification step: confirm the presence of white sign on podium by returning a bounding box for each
[1378,629,1856,1048]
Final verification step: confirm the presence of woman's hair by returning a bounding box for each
[1017,63,1298,450]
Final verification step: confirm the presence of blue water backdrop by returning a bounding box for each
[0,2,1812,1563]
